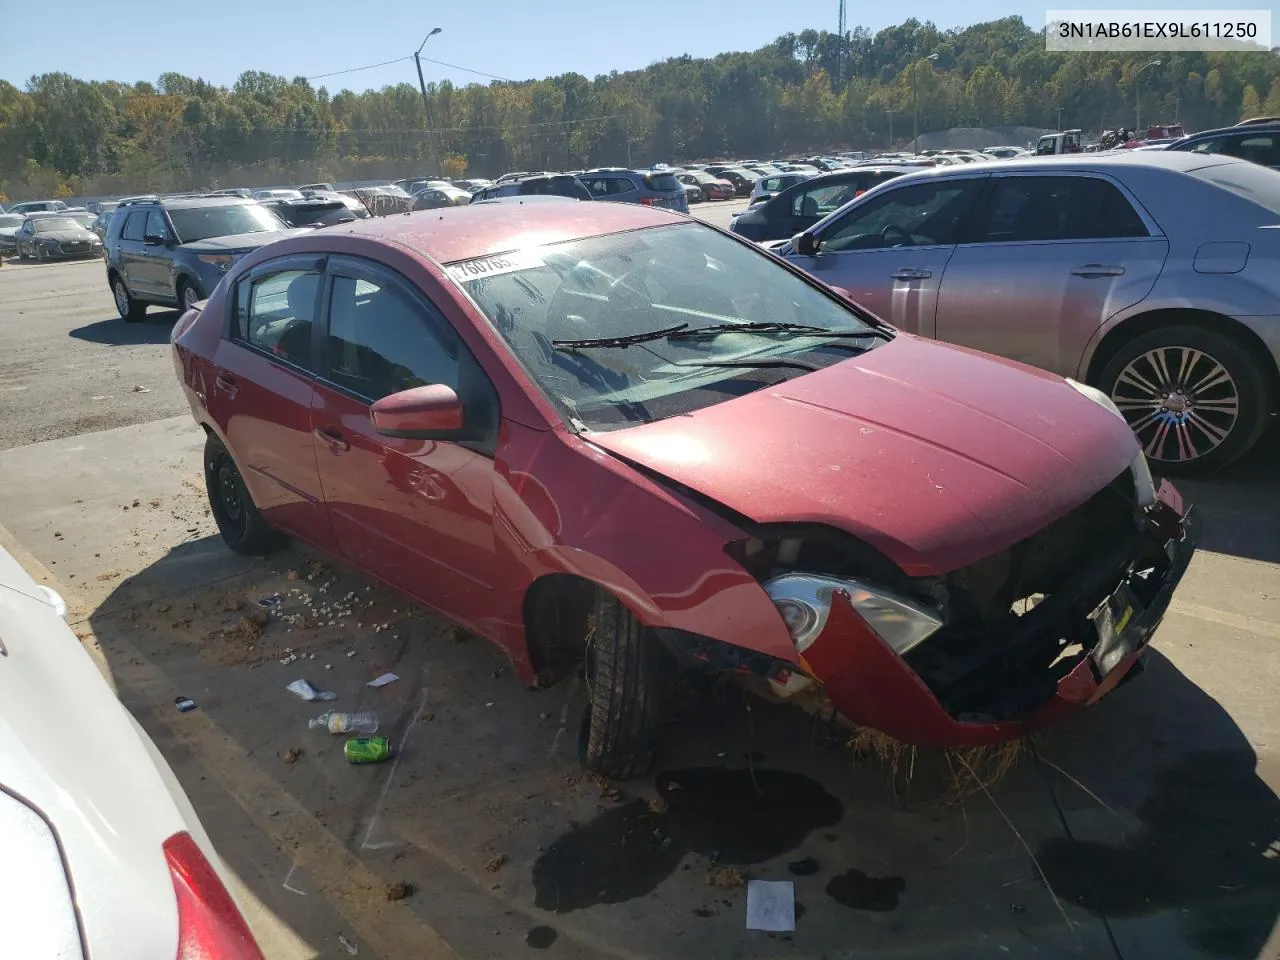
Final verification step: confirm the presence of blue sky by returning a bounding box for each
[0,0,1244,92]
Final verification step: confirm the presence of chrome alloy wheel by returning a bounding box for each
[1109,346,1239,464]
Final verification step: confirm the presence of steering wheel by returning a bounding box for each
[881,224,912,247]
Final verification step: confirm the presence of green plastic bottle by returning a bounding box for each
[344,736,392,764]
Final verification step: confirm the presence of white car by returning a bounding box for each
[0,545,264,959]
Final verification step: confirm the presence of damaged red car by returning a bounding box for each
[171,200,1195,777]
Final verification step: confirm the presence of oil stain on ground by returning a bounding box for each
[533,767,842,913]
[826,869,905,911]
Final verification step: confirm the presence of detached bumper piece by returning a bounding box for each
[801,480,1195,747]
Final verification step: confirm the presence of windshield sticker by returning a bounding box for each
[446,250,544,283]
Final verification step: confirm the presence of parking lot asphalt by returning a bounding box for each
[1,240,1278,960]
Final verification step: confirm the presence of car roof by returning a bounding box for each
[334,199,677,264]
[139,195,255,209]
[886,150,1237,180]
[1174,121,1280,140]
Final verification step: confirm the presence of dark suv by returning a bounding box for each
[576,168,689,211]
[1165,121,1280,170]
[473,174,592,201]
[105,196,299,320]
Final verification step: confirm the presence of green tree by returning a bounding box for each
[1241,84,1262,120]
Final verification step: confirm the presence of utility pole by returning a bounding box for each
[414,27,442,171]
[1134,58,1161,133]
[886,109,894,147]
[624,116,632,167]
[1057,106,1064,131]
[911,53,938,156]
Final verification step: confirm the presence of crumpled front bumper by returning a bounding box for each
[795,480,1196,747]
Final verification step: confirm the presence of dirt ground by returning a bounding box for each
[1,257,1279,960]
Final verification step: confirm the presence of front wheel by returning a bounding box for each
[204,435,289,555]
[178,280,202,312]
[580,591,676,780]
[1098,324,1272,472]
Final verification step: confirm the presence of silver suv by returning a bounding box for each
[577,169,689,213]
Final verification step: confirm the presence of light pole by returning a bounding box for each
[912,53,938,156]
[886,108,895,147]
[1134,59,1161,133]
[1056,106,1064,131]
[413,27,442,169]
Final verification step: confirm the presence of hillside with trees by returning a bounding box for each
[1,16,1278,199]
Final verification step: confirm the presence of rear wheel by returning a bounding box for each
[112,276,147,322]
[204,434,288,555]
[581,590,676,780]
[1097,324,1271,472]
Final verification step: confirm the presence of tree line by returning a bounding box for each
[2,16,1278,200]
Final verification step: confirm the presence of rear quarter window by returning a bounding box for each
[643,172,680,193]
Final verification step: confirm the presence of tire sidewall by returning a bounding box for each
[1097,325,1270,472]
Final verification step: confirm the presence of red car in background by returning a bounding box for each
[677,170,736,200]
[171,202,1193,777]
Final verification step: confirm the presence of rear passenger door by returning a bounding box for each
[208,256,336,549]
[934,173,1168,375]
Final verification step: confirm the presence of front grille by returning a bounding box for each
[60,242,89,254]
[904,471,1141,720]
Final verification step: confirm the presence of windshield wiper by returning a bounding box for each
[552,322,689,349]
[669,321,893,341]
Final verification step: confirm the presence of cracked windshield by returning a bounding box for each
[1,0,1278,958]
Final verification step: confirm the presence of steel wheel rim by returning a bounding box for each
[114,282,129,316]
[217,461,245,525]
[1109,346,1239,463]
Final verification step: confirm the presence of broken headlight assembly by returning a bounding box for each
[1066,378,1156,508]
[763,573,944,656]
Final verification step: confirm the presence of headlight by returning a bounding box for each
[763,573,942,656]
[1065,378,1155,507]
[197,253,240,272]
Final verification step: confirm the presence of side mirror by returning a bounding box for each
[793,231,821,256]
[370,384,467,439]
[143,233,166,246]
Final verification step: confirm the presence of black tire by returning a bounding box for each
[111,275,147,322]
[203,434,288,555]
[35,246,46,262]
[581,591,675,780]
[177,279,202,313]
[18,242,30,260]
[1097,324,1272,472]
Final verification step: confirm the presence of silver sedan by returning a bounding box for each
[778,152,1280,470]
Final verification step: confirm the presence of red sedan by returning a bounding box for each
[172,200,1194,777]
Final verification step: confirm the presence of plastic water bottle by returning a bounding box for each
[309,711,379,735]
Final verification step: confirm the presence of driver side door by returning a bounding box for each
[784,177,985,335]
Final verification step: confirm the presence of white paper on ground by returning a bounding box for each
[367,672,400,688]
[746,880,795,931]
[286,679,337,701]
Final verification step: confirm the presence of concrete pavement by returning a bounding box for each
[1,414,1277,960]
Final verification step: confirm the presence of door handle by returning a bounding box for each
[1071,264,1125,278]
[891,268,932,281]
[214,374,238,397]
[313,427,349,452]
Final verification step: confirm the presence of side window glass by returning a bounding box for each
[122,211,146,242]
[609,178,633,196]
[793,182,863,218]
[821,181,976,252]
[1224,135,1280,167]
[1190,138,1223,155]
[235,269,320,370]
[581,178,608,198]
[979,177,1147,242]
[326,275,458,401]
[145,210,167,240]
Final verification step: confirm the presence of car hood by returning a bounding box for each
[587,335,1139,576]
[180,228,306,252]
[0,564,213,958]
[34,229,96,242]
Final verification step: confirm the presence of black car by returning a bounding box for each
[14,214,102,260]
[260,197,358,228]
[728,166,924,242]
[104,196,298,320]
[473,174,592,201]
[703,166,758,196]
[1165,121,1280,170]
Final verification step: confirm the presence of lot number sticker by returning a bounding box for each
[446,249,543,283]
